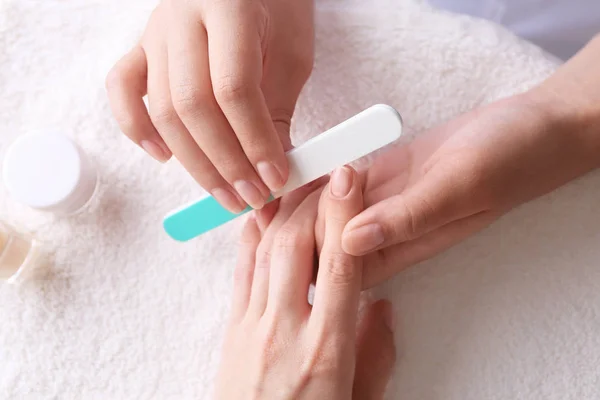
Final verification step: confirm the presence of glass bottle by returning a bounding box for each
[0,222,41,284]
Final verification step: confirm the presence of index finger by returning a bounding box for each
[310,166,364,334]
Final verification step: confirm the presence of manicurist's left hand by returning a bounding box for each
[337,87,599,288]
[215,167,396,399]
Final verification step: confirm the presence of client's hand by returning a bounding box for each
[215,167,396,399]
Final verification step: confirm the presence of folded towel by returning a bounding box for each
[2,0,599,399]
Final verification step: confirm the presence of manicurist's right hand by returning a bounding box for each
[106,0,315,212]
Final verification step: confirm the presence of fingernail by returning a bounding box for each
[212,188,246,213]
[345,223,385,255]
[157,141,172,159]
[381,301,395,332]
[257,161,284,192]
[330,167,353,198]
[141,140,170,163]
[234,180,266,210]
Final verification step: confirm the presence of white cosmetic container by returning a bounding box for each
[3,132,98,215]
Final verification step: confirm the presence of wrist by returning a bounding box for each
[525,35,600,167]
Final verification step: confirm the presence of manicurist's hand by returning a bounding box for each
[215,167,396,399]
[338,34,600,288]
[106,0,314,212]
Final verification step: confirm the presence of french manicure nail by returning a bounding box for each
[234,180,266,210]
[141,140,170,163]
[346,223,385,254]
[257,161,284,192]
[330,167,353,198]
[212,188,246,214]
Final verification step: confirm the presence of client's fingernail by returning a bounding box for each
[141,140,170,163]
[381,301,395,332]
[234,180,266,210]
[330,167,353,198]
[345,223,385,255]
[257,161,284,192]
[212,188,246,214]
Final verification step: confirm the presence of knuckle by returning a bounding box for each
[326,212,351,226]
[270,109,293,129]
[411,196,433,236]
[149,103,178,128]
[302,339,344,380]
[233,261,253,287]
[212,156,247,180]
[466,162,495,206]
[113,111,138,136]
[171,84,211,118]
[273,226,307,254]
[396,203,418,241]
[214,74,253,105]
[255,243,272,273]
[238,134,270,160]
[322,251,357,285]
[186,163,220,188]
[392,195,432,241]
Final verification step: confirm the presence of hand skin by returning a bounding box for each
[215,167,396,400]
[106,0,314,212]
[335,34,600,288]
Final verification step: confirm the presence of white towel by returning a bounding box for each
[2,0,599,399]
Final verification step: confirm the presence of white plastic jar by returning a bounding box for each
[3,132,98,215]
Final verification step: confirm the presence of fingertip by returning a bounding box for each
[255,202,279,233]
[212,188,247,214]
[240,213,261,246]
[256,159,288,192]
[140,139,172,163]
[329,166,357,199]
[233,180,267,210]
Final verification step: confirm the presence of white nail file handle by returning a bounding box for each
[163,104,403,241]
[272,104,402,199]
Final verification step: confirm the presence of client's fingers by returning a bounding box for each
[310,166,364,339]
[230,215,261,323]
[247,183,324,318]
[266,192,320,317]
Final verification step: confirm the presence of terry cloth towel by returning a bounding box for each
[1,0,599,399]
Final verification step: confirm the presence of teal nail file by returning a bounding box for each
[163,104,403,242]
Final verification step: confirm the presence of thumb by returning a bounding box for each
[352,299,397,400]
[342,167,478,256]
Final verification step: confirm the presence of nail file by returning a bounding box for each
[163,104,403,242]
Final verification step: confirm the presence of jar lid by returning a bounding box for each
[2,132,97,214]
